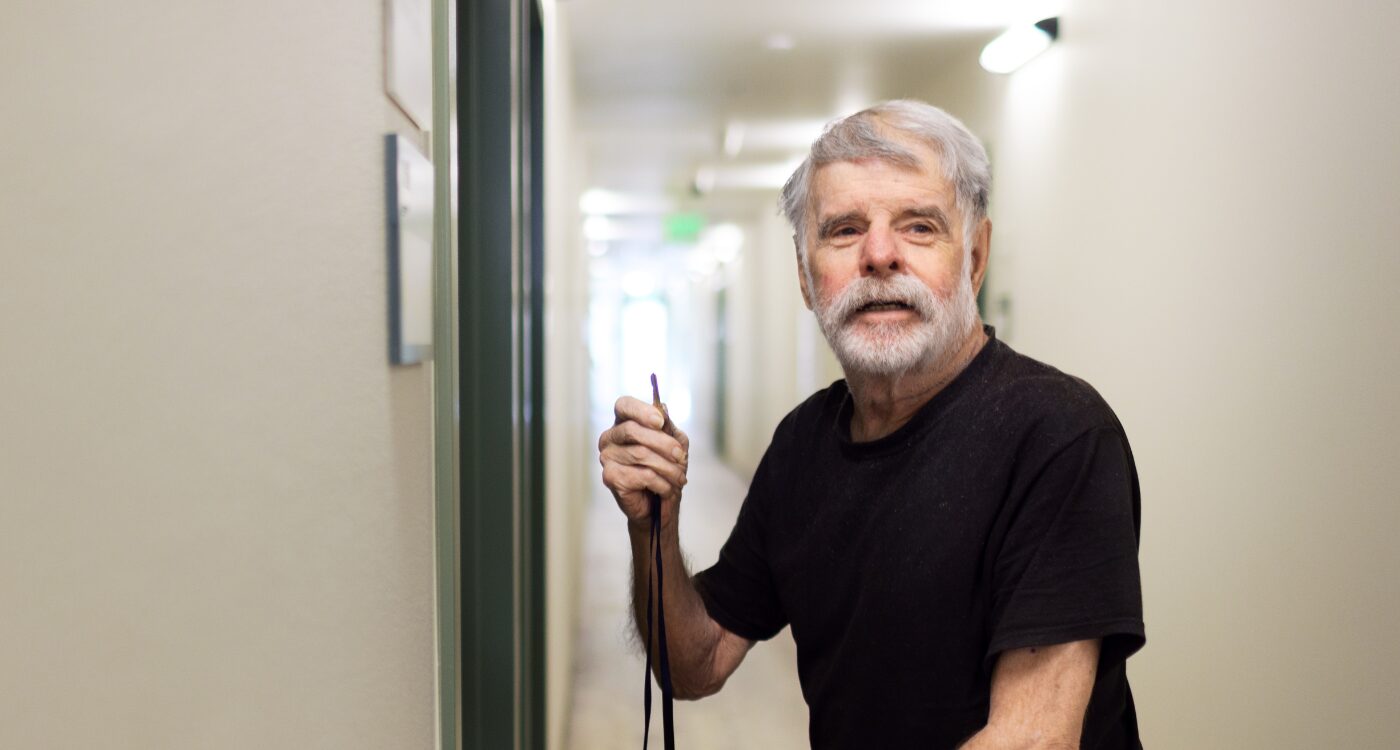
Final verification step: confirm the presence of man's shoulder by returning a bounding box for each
[982,339,1126,440]
[771,379,849,443]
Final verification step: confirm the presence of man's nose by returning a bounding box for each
[860,223,903,276]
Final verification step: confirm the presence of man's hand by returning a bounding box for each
[598,395,690,525]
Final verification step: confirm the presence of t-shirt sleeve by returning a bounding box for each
[986,425,1145,671]
[692,439,789,642]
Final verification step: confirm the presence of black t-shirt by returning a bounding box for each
[693,326,1145,749]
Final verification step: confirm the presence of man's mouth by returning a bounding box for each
[855,300,914,313]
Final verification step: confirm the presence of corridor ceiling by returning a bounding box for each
[565,0,1060,215]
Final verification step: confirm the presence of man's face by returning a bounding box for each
[799,136,986,377]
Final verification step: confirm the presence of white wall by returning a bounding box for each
[719,212,812,476]
[0,2,437,747]
[541,2,595,748]
[717,209,858,475]
[917,0,1400,745]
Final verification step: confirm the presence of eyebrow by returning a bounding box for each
[816,210,863,239]
[899,205,951,229]
[816,205,951,238]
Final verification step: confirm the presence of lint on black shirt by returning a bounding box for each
[693,325,1146,750]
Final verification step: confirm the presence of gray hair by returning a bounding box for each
[779,100,992,264]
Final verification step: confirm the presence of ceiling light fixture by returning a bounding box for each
[692,167,717,195]
[723,123,745,158]
[579,188,675,216]
[720,119,825,157]
[979,17,1059,74]
[692,158,804,193]
[764,33,795,52]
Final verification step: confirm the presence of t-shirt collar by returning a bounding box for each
[835,324,1002,460]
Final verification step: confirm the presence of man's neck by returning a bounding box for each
[845,325,989,443]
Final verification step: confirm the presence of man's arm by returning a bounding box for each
[958,639,1101,750]
[627,514,755,699]
[600,395,755,700]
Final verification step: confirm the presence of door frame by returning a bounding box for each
[439,0,547,746]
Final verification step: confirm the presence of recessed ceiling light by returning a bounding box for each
[765,33,795,51]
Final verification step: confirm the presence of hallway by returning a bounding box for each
[5,0,1400,746]
[565,436,809,749]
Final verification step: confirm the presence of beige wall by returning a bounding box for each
[0,2,437,747]
[915,0,1400,745]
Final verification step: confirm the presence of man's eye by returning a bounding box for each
[834,227,858,236]
[909,223,935,234]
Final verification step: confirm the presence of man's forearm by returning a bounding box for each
[957,640,1099,750]
[957,725,1077,750]
[628,514,724,699]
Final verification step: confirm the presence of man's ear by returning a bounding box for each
[970,218,992,296]
[795,235,813,310]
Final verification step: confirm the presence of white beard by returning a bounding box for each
[812,268,979,378]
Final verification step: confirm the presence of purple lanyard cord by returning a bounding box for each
[643,374,676,750]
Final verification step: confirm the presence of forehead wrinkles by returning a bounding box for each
[810,157,954,225]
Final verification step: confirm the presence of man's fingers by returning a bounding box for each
[603,464,678,501]
[610,397,687,460]
[600,442,687,488]
[599,419,686,462]
[614,395,666,430]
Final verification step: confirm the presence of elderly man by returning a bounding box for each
[598,100,1145,749]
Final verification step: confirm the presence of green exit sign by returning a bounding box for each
[663,213,705,243]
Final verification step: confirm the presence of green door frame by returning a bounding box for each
[447,0,546,747]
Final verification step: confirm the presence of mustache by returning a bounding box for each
[822,275,939,324]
